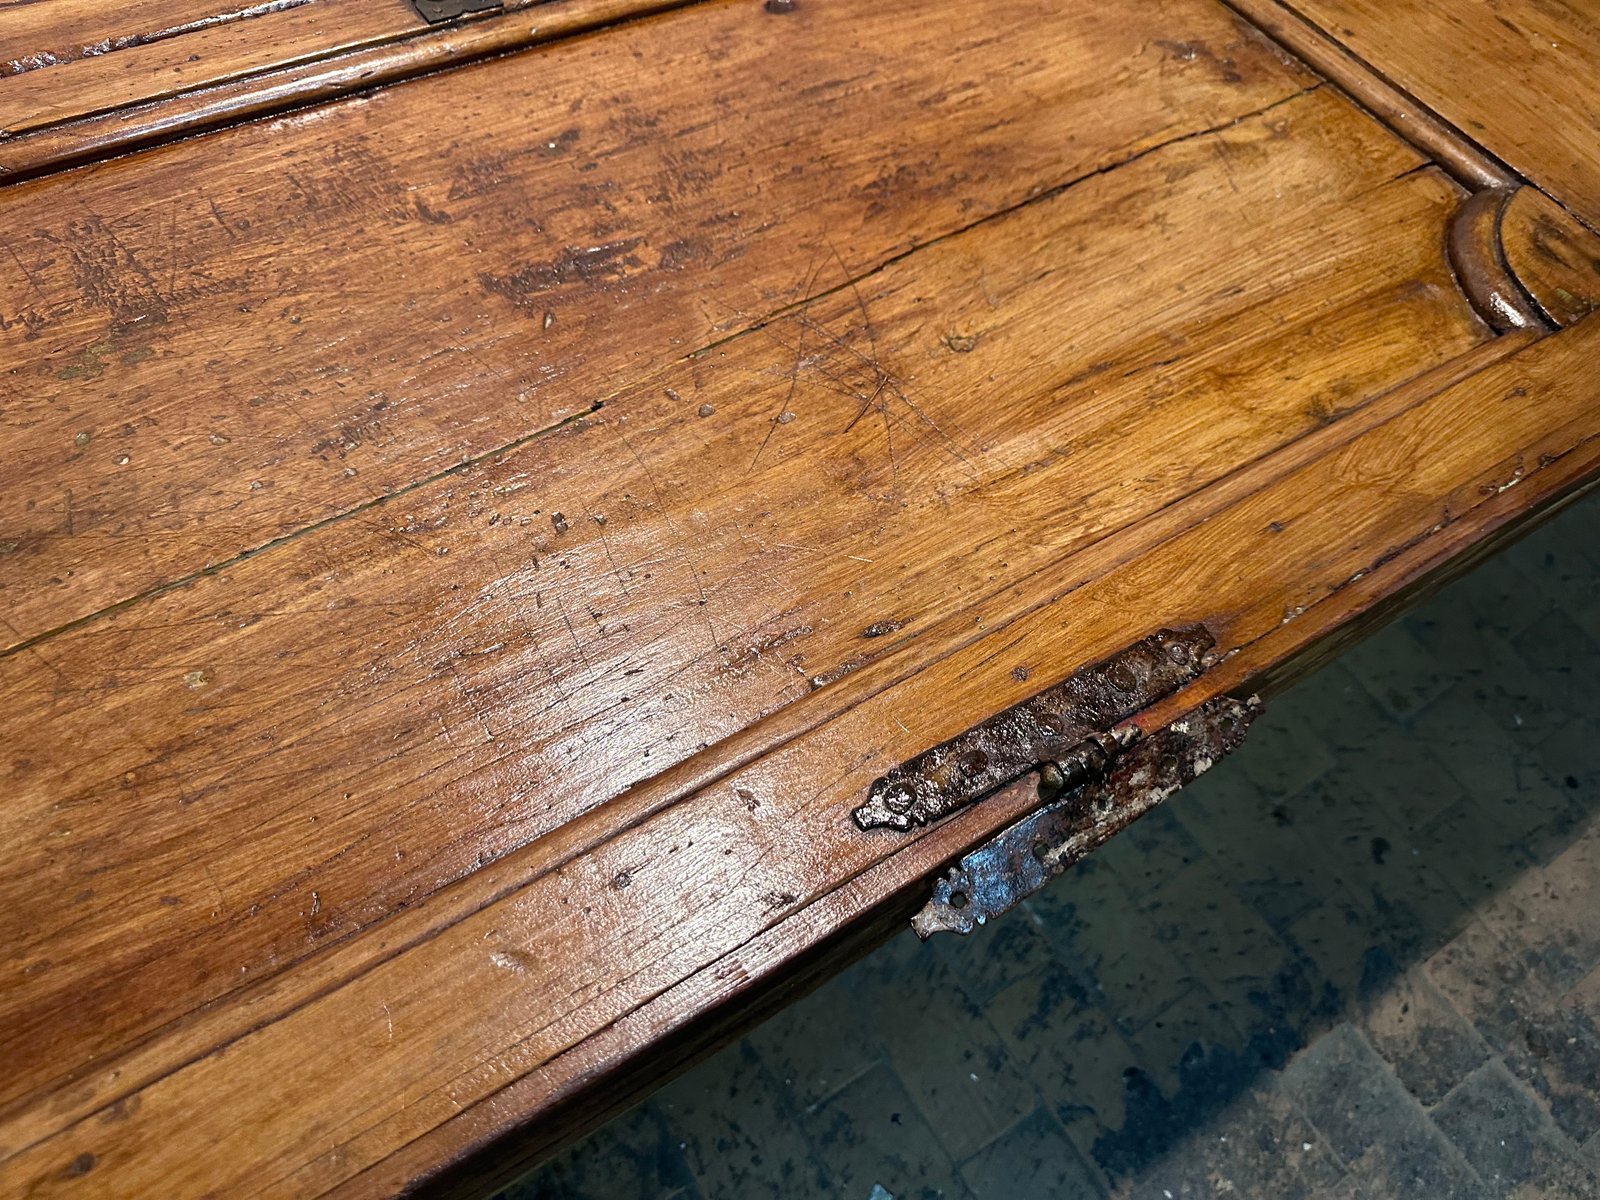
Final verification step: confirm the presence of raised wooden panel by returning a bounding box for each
[5,311,1596,1200]
[0,76,1492,1124]
[0,0,1310,650]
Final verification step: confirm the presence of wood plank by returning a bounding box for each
[1501,185,1600,327]
[0,0,413,70]
[0,0,689,181]
[1282,0,1600,227]
[424,405,1600,1200]
[0,0,497,137]
[0,81,1486,1138]
[5,302,1594,1200]
[404,425,1600,1200]
[0,0,1310,649]
[1221,0,1518,191]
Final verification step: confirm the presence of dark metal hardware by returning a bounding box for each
[407,0,503,25]
[912,694,1259,937]
[852,626,1217,832]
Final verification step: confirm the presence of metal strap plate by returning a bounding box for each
[853,626,1217,832]
[912,694,1259,937]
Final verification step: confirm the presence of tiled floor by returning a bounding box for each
[500,493,1600,1200]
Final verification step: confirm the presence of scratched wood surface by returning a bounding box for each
[1282,0,1600,228]
[7,313,1599,1200]
[0,0,1308,649]
[0,0,504,137]
[0,75,1488,1115]
[1,0,1598,1194]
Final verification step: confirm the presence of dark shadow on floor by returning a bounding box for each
[500,492,1600,1200]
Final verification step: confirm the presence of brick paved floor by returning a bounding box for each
[501,493,1600,1200]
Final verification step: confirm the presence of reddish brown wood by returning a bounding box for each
[5,314,1594,1198]
[1448,188,1551,333]
[1500,187,1600,327]
[0,81,1492,1129]
[0,0,692,181]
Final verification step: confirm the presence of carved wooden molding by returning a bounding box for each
[1500,188,1600,328]
[1448,188,1551,333]
[1449,187,1600,333]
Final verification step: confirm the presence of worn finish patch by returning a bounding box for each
[852,627,1217,832]
[912,694,1259,937]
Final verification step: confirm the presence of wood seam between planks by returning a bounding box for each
[1,327,1533,1156]
[0,0,703,184]
[1,0,319,80]
[1220,0,1519,192]
[363,400,1600,1200]
[1219,4,1599,340]
[0,82,1325,664]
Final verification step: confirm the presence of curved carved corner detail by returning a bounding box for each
[1447,188,1551,334]
[1499,187,1600,328]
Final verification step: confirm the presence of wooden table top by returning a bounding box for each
[2,0,1597,1194]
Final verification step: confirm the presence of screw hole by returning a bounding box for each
[1032,840,1049,862]
[949,890,968,909]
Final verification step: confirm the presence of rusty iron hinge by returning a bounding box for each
[407,0,502,24]
[852,626,1218,832]
[912,694,1259,937]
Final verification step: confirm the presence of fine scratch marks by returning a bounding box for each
[752,244,975,485]
[750,253,827,472]
[613,418,721,654]
[7,85,1325,664]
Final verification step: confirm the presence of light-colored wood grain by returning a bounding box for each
[1,0,431,134]
[0,81,1487,1129]
[6,305,1595,1200]
[0,0,1310,650]
[1285,0,1600,227]
[0,0,535,138]
[1221,0,1518,190]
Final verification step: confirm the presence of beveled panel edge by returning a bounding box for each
[0,0,697,184]
[1222,0,1518,192]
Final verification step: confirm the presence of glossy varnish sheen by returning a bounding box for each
[1,0,1598,1195]
[1285,0,1600,227]
[0,82,1489,1120]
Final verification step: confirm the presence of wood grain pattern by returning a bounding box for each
[399,365,1600,1200]
[0,0,411,72]
[0,81,1487,1130]
[0,0,512,136]
[3,0,1598,1194]
[0,0,1309,651]
[1501,186,1600,327]
[0,0,690,181]
[1284,0,1600,227]
[6,309,1595,1200]
[1221,0,1518,191]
